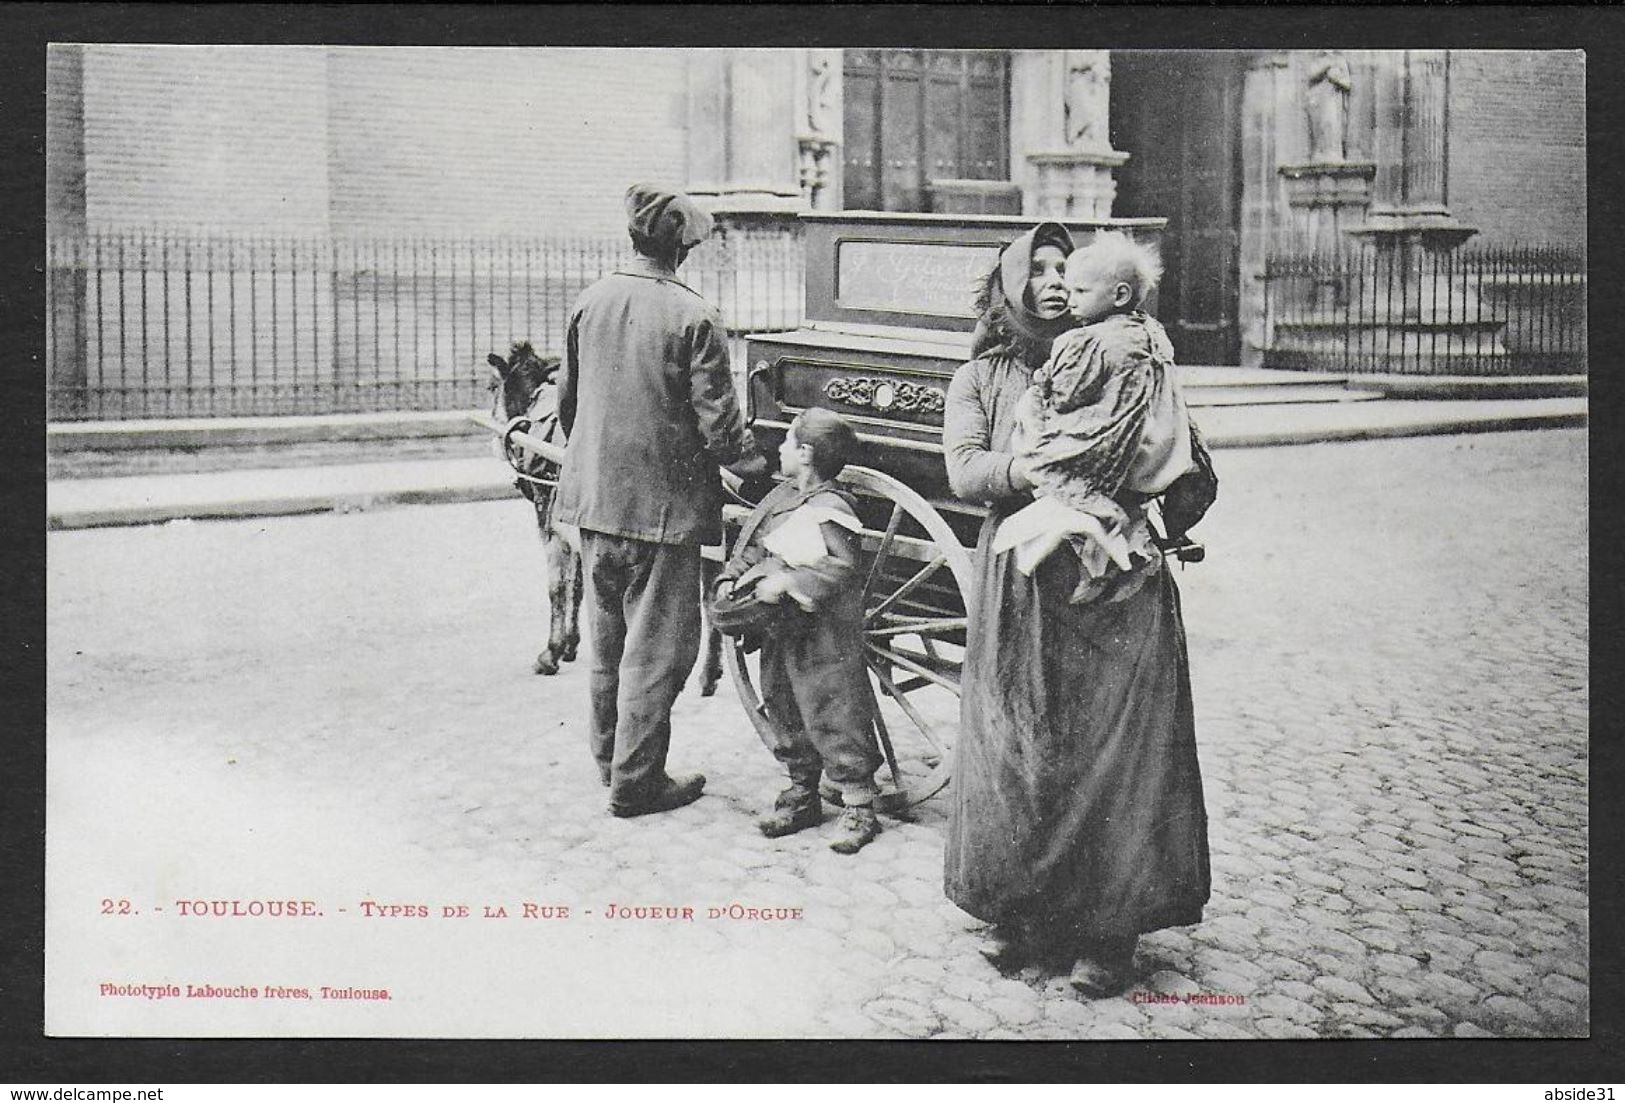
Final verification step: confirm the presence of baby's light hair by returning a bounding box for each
[1067,231,1164,308]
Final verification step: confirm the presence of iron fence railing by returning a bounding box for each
[1261,243,1586,376]
[46,229,806,420]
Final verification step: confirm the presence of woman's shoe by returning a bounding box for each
[977,925,1037,974]
[1067,956,1131,998]
[1068,936,1138,999]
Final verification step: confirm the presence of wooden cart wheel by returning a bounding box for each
[724,465,975,812]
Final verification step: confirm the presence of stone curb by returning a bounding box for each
[47,409,1587,531]
[48,479,518,531]
[1349,375,1587,401]
[45,375,1585,452]
[47,410,486,452]
[1207,409,1588,450]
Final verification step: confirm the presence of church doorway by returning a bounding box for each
[1111,51,1246,365]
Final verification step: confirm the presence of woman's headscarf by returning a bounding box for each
[969,222,1076,364]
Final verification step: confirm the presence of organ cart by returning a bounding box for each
[501,211,1170,811]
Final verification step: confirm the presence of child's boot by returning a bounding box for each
[829,802,881,854]
[757,777,824,838]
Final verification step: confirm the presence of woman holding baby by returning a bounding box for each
[942,223,1212,998]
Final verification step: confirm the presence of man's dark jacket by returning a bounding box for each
[555,255,751,546]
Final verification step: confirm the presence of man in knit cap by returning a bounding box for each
[555,183,764,817]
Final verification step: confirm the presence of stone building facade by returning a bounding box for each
[1235,50,1585,372]
[46,46,1585,415]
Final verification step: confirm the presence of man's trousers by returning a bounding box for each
[580,530,703,808]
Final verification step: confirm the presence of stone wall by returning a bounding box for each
[61,45,692,237]
[49,46,1587,395]
[79,45,333,233]
[326,47,689,235]
[1446,51,1585,249]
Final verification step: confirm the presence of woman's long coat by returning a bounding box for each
[942,332,1210,945]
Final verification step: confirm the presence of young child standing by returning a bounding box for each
[715,407,883,854]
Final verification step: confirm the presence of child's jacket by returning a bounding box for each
[719,479,865,623]
[720,478,875,775]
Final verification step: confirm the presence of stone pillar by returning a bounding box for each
[1403,50,1450,217]
[685,49,805,216]
[794,48,842,211]
[1368,52,1405,213]
[1013,49,1130,218]
[47,44,89,417]
[1239,52,1289,368]
[683,50,808,340]
[1354,50,1474,247]
[1345,48,1476,356]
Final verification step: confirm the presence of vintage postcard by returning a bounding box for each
[44,41,1588,1042]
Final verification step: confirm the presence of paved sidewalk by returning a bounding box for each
[46,396,1586,530]
[1191,396,1585,447]
[46,408,480,451]
[47,453,511,529]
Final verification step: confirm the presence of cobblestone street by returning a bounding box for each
[46,428,1588,1039]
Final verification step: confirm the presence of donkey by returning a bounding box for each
[488,342,581,676]
[488,342,725,695]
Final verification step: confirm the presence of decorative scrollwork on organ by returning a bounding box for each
[823,376,946,415]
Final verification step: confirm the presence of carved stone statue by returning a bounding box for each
[1062,51,1110,150]
[1305,50,1354,162]
[806,49,838,138]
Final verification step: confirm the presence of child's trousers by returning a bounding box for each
[758,620,881,806]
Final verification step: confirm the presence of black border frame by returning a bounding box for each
[6,2,1622,1085]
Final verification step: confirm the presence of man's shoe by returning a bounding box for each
[610,772,706,818]
[828,804,881,854]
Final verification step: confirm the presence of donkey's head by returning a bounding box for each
[487,341,561,422]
